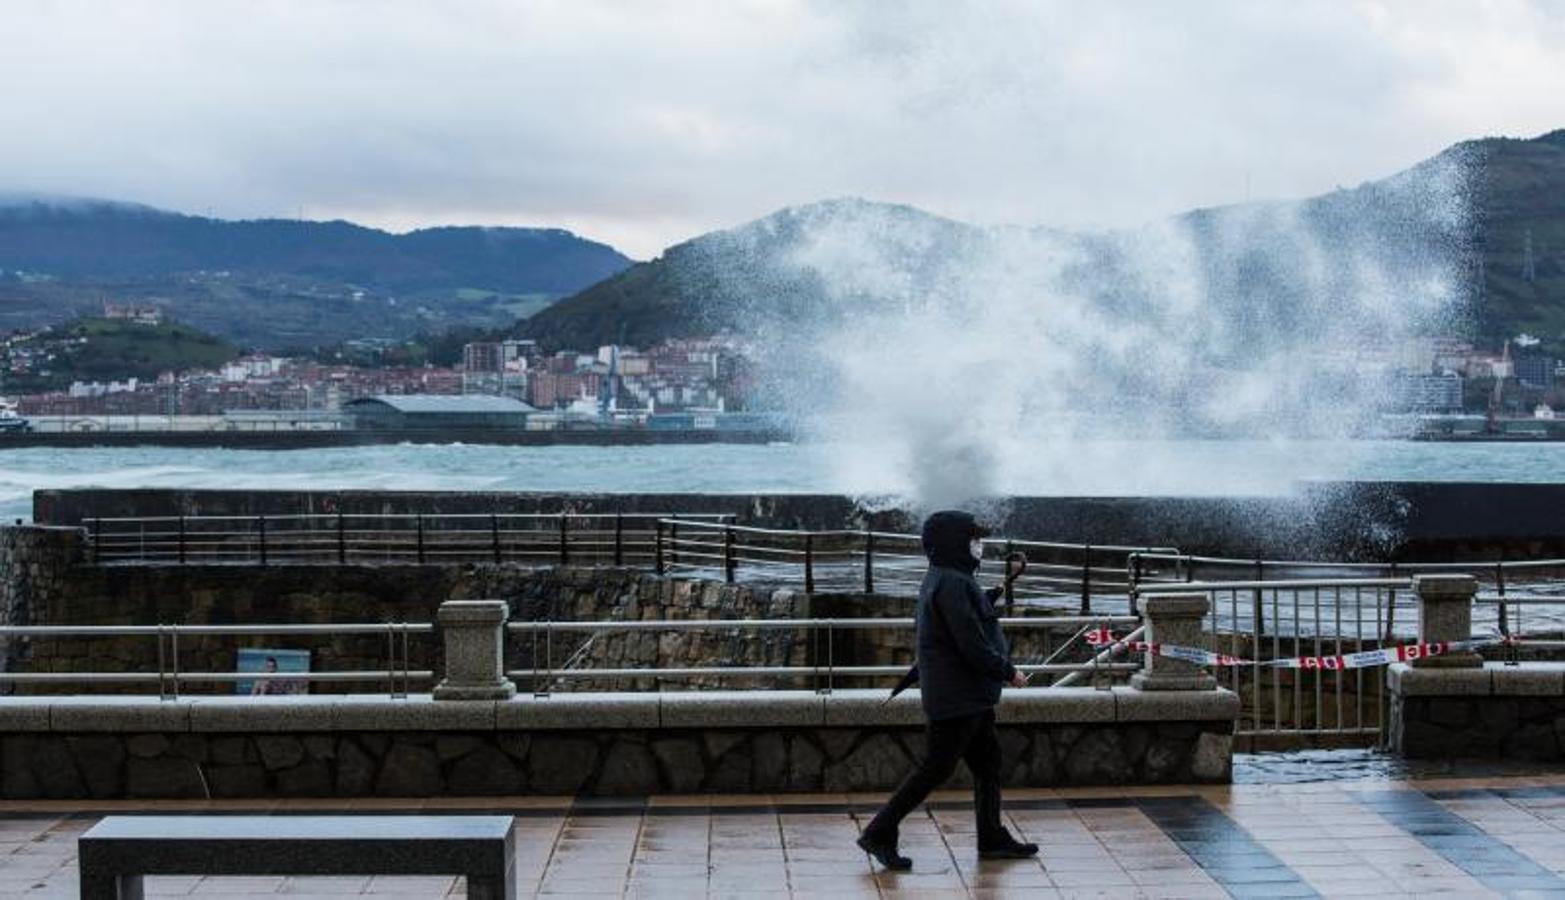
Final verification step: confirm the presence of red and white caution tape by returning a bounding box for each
[1084,627,1505,670]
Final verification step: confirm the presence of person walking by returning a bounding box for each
[857,509,1039,870]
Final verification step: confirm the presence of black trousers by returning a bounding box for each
[864,708,1006,844]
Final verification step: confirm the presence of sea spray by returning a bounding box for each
[728,155,1473,519]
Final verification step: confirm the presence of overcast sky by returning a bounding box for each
[2,0,1561,258]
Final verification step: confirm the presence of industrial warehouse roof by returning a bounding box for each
[346,395,537,414]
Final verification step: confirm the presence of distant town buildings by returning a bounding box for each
[102,303,163,325]
[2,303,1558,428]
[3,317,754,425]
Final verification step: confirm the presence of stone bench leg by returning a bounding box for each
[79,871,143,900]
[466,871,516,900]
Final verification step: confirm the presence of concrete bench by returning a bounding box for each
[78,815,515,900]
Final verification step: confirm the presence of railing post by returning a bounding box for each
[1411,574,1481,669]
[1005,540,1015,606]
[614,513,624,566]
[558,513,569,566]
[669,521,679,569]
[1128,552,1141,616]
[491,514,502,563]
[416,514,425,565]
[1384,561,1399,642]
[1132,593,1217,691]
[1252,559,1265,637]
[432,600,516,700]
[804,534,815,594]
[258,515,268,566]
[1079,543,1092,614]
[337,513,346,564]
[724,526,736,583]
[655,520,666,575]
[863,528,875,594]
[177,515,186,565]
[91,517,101,564]
[1496,560,1509,637]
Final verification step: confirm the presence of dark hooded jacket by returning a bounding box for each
[913,510,1017,721]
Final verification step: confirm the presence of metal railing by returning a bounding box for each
[1137,578,1410,744]
[506,614,1142,694]
[86,513,733,566]
[1131,551,1565,597]
[0,623,431,698]
[655,519,1175,611]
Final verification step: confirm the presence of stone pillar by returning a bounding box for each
[1412,574,1481,669]
[1131,593,1217,691]
[433,600,516,700]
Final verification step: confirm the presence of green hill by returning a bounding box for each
[3,317,239,392]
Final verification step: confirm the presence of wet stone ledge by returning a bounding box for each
[0,688,1237,798]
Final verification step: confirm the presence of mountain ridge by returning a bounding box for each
[0,198,633,348]
[520,129,1564,354]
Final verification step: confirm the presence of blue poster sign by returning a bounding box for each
[237,648,312,695]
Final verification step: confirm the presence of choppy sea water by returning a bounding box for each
[5,438,1565,522]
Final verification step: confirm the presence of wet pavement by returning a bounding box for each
[8,760,1565,897]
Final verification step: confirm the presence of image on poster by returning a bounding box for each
[237,648,311,695]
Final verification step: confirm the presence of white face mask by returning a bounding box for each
[970,539,985,563]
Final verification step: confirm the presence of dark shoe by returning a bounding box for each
[978,835,1039,859]
[857,832,913,870]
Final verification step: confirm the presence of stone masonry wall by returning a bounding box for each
[0,526,88,689]
[1390,692,1565,760]
[0,720,1234,800]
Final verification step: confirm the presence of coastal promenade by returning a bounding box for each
[8,766,1565,897]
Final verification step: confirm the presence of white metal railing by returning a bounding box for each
[0,623,432,699]
[504,614,1141,694]
[1136,577,1413,742]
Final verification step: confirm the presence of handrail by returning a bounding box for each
[504,664,1142,680]
[1137,578,1413,593]
[0,624,434,636]
[1134,551,1565,575]
[0,621,431,698]
[507,615,1138,633]
[85,512,732,524]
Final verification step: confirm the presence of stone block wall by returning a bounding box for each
[0,526,88,688]
[0,722,1234,800]
[1388,663,1565,760]
[0,689,1238,799]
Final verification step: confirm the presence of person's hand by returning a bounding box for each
[1005,552,1028,581]
[1010,670,1030,688]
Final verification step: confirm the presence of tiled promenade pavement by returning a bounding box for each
[10,774,1565,897]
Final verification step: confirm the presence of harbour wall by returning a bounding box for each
[0,429,784,450]
[34,482,1565,560]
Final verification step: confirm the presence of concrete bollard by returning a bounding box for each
[1412,574,1482,669]
[433,600,516,700]
[1131,593,1217,692]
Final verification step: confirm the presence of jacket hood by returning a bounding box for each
[921,509,987,574]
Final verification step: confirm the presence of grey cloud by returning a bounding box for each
[0,0,1560,257]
